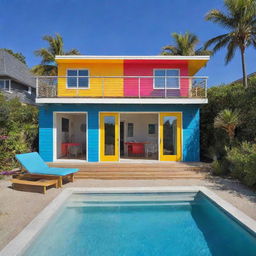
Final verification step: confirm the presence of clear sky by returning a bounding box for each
[0,0,255,86]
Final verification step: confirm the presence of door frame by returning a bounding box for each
[98,111,183,162]
[100,112,120,161]
[159,112,182,161]
[53,111,88,162]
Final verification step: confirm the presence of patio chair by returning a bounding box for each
[15,152,79,187]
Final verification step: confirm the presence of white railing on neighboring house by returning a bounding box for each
[35,76,208,99]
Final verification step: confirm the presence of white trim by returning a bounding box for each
[153,69,180,90]
[66,69,90,89]
[55,55,211,61]
[1,186,255,256]
[36,98,208,104]
[53,111,88,162]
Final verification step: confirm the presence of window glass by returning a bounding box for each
[0,80,5,89]
[154,69,179,89]
[67,70,77,88]
[0,80,10,91]
[166,69,179,88]
[148,124,156,135]
[127,123,134,137]
[163,116,177,155]
[78,70,89,88]
[67,70,89,88]
[104,116,115,156]
[154,70,165,89]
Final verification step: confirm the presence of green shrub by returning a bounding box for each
[227,142,256,187]
[211,157,230,176]
[0,93,38,171]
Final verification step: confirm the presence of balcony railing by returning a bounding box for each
[36,76,208,99]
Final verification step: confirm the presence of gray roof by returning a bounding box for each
[0,50,36,88]
[232,72,256,84]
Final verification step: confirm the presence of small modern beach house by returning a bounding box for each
[36,55,209,163]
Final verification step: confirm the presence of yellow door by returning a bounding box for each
[159,112,182,161]
[100,113,119,161]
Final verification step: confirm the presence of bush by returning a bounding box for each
[227,142,256,187]
[0,93,38,171]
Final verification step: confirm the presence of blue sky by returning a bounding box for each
[0,0,255,86]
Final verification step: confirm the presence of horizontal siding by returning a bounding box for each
[39,104,201,162]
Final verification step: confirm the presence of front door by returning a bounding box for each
[159,112,182,161]
[100,113,119,161]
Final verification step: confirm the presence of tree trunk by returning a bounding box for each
[240,48,248,89]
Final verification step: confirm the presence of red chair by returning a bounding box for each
[131,143,145,156]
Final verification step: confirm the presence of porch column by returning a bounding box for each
[87,110,99,162]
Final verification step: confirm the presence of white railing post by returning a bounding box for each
[165,76,167,98]
[102,77,104,98]
[36,77,39,98]
[138,77,141,98]
[205,78,207,98]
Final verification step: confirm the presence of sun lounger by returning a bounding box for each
[15,152,79,187]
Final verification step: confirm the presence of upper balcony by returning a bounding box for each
[36,75,208,104]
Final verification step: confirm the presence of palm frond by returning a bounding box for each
[205,9,234,29]
[225,40,238,63]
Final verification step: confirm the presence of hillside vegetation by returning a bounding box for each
[201,76,256,188]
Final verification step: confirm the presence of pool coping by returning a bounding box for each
[1,186,256,256]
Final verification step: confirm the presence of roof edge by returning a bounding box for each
[55,55,210,61]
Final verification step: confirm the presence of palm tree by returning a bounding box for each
[214,109,241,146]
[205,0,256,89]
[32,33,80,75]
[161,32,212,56]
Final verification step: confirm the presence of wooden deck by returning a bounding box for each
[49,162,210,180]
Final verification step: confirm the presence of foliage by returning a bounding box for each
[214,108,241,145]
[0,93,38,171]
[1,48,26,64]
[201,77,256,161]
[201,76,256,187]
[161,32,212,56]
[32,33,80,76]
[226,142,256,187]
[204,0,256,88]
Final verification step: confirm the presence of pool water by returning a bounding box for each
[23,192,256,256]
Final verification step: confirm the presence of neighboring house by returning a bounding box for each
[232,72,256,84]
[0,49,36,104]
[36,55,209,162]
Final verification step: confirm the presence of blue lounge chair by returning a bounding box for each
[15,152,79,187]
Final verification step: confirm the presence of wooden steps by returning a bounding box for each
[48,162,210,180]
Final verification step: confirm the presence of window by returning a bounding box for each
[127,123,134,137]
[62,118,69,132]
[148,124,157,135]
[154,69,179,89]
[67,69,89,88]
[0,80,11,91]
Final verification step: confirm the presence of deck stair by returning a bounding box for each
[49,162,210,180]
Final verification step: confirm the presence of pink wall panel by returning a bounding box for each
[124,60,189,97]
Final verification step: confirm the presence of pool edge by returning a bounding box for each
[1,186,255,256]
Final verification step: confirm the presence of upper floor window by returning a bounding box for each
[154,69,179,89]
[0,79,11,92]
[67,69,89,88]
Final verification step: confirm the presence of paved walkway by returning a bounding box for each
[0,176,255,250]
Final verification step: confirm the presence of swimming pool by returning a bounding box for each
[1,187,256,256]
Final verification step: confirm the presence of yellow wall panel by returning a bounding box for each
[57,61,124,97]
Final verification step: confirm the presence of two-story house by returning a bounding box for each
[36,55,209,163]
[0,49,36,105]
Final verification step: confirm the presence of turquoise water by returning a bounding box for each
[23,192,256,256]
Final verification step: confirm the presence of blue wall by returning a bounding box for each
[39,104,200,162]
